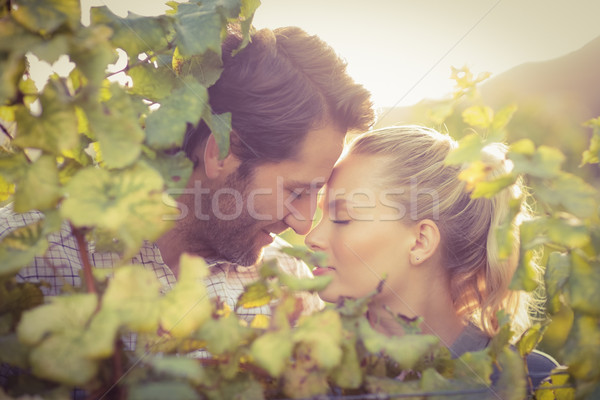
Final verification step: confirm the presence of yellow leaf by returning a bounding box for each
[462,105,494,129]
[457,161,490,192]
[250,314,270,329]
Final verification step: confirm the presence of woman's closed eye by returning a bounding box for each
[332,219,350,225]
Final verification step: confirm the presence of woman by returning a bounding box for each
[305,126,557,384]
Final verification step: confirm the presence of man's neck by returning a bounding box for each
[155,228,215,278]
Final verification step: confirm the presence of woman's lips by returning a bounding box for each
[312,266,335,276]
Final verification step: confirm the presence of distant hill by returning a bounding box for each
[479,35,600,122]
[377,35,600,128]
[375,35,600,182]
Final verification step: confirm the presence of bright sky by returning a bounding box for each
[77,0,600,109]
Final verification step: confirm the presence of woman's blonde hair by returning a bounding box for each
[347,125,537,336]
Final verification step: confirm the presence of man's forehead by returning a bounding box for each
[285,178,327,189]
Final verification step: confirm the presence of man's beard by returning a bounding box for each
[181,168,269,266]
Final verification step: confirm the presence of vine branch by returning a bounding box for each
[71,224,97,295]
[0,121,14,141]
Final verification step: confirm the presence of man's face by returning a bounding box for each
[179,122,345,266]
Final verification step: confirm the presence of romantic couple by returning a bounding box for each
[1,26,556,386]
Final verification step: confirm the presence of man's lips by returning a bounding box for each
[312,266,335,276]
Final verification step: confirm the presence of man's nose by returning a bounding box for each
[283,194,318,235]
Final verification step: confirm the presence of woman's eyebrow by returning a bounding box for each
[327,198,348,212]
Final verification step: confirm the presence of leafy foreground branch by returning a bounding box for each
[0,0,599,399]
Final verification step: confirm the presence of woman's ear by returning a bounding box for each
[410,219,441,265]
[203,134,229,179]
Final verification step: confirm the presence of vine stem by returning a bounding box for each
[71,224,97,294]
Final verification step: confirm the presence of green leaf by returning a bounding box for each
[17,293,97,345]
[144,150,193,193]
[129,382,200,400]
[533,172,597,219]
[0,334,30,369]
[250,330,293,377]
[30,35,70,65]
[202,111,231,159]
[12,0,80,34]
[172,46,223,86]
[13,155,61,213]
[159,254,212,337]
[237,281,272,309]
[82,83,145,168]
[569,252,600,316]
[292,309,343,369]
[545,252,571,313]
[0,220,48,276]
[453,349,493,386]
[174,3,223,57]
[516,324,545,357]
[282,343,330,398]
[196,313,250,355]
[444,133,484,165]
[90,6,171,57]
[69,25,116,85]
[462,105,494,129]
[509,248,539,292]
[150,356,207,385]
[546,216,590,249]
[0,18,42,55]
[60,162,177,258]
[279,272,332,293]
[0,150,29,182]
[487,311,513,357]
[493,197,521,260]
[493,347,526,400]
[102,265,162,332]
[279,246,328,269]
[0,280,44,318]
[509,145,565,179]
[13,83,79,154]
[510,138,535,155]
[562,315,600,380]
[0,175,14,202]
[491,104,518,132]
[128,63,177,102]
[145,79,208,149]
[29,331,100,386]
[471,174,516,199]
[358,318,439,370]
[581,117,600,166]
[330,335,361,389]
[80,307,120,358]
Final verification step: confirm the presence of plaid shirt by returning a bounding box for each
[0,205,323,329]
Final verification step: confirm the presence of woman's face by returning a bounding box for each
[305,154,417,304]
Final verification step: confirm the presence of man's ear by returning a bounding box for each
[409,219,441,265]
[203,134,229,179]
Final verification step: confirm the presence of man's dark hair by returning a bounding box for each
[183,26,374,168]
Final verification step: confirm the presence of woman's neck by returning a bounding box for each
[367,268,465,348]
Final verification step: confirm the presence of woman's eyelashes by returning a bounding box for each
[332,219,350,225]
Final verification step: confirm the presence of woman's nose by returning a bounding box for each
[305,219,327,251]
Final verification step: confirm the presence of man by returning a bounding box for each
[1,26,374,321]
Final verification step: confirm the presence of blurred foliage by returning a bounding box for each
[0,1,599,399]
